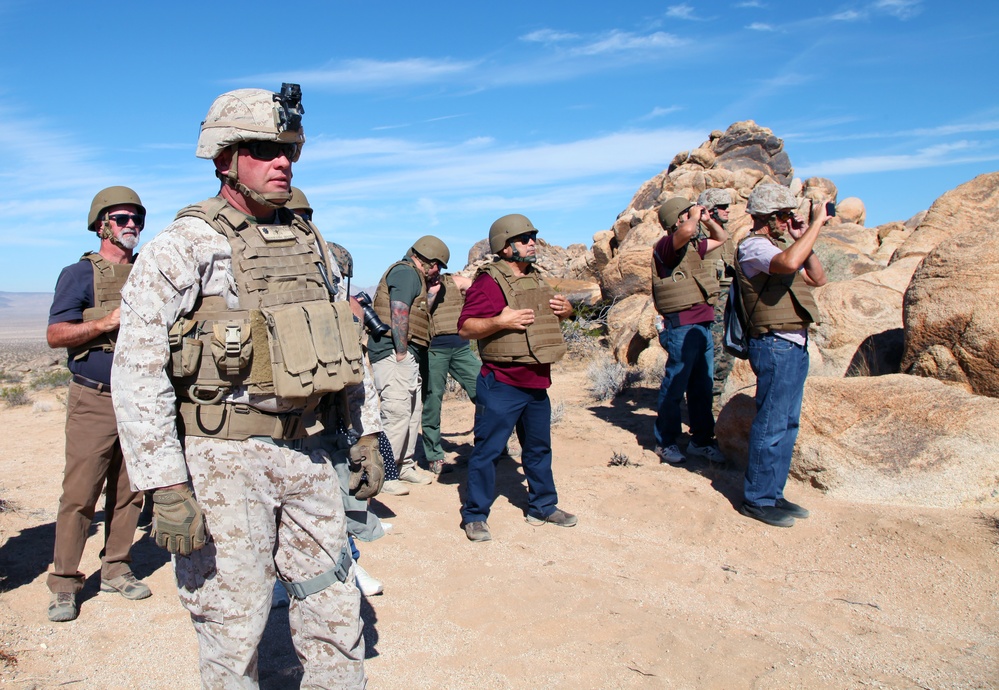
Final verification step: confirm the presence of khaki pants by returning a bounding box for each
[371,352,422,473]
[177,436,365,689]
[48,381,141,593]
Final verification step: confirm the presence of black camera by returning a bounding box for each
[354,291,390,337]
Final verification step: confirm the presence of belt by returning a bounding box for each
[72,374,111,393]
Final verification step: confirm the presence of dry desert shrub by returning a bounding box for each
[587,358,641,401]
[443,373,471,402]
[0,386,30,407]
[31,368,72,389]
[550,399,566,426]
[608,451,636,467]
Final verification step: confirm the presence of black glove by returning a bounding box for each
[349,435,384,500]
[152,486,207,556]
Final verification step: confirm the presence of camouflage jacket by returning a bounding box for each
[111,214,382,490]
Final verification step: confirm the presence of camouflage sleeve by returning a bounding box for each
[112,218,229,490]
[345,352,383,438]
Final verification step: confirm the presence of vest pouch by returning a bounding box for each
[210,321,253,377]
[169,318,203,378]
[262,300,355,401]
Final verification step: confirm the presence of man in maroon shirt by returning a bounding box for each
[651,197,728,465]
[457,214,576,542]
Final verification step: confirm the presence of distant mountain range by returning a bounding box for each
[0,292,52,341]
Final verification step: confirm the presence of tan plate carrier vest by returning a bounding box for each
[169,197,365,440]
[476,260,566,365]
[372,260,430,347]
[68,252,132,361]
[429,274,463,338]
[652,239,720,315]
[735,234,821,337]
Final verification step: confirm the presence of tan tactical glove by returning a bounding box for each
[152,486,207,556]
[349,435,384,500]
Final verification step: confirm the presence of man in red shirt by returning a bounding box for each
[457,214,576,542]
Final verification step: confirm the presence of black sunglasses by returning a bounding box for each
[295,210,313,221]
[774,209,795,220]
[512,231,537,244]
[106,213,145,229]
[713,205,729,211]
[240,141,300,161]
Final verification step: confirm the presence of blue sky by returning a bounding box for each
[2,0,997,293]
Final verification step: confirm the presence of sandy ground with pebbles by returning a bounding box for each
[0,333,997,689]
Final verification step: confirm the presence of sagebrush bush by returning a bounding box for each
[1,386,31,407]
[31,369,72,390]
[586,358,641,401]
[550,400,566,426]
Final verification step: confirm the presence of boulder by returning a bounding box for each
[606,294,652,363]
[901,173,999,397]
[837,197,866,226]
[717,375,999,508]
[546,278,602,307]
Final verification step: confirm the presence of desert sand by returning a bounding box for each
[0,338,997,689]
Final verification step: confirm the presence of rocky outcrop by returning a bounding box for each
[901,172,999,397]
[717,375,999,507]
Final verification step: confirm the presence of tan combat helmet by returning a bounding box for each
[412,235,449,269]
[87,186,145,240]
[488,213,538,254]
[746,184,797,217]
[196,84,305,208]
[657,197,693,229]
[697,188,732,211]
[288,186,312,213]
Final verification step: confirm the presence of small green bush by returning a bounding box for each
[1,386,31,407]
[31,369,73,390]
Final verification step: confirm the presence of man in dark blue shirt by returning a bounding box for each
[45,186,151,622]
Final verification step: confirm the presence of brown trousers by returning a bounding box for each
[47,381,142,593]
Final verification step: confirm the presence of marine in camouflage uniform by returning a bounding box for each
[112,86,380,689]
[697,189,737,405]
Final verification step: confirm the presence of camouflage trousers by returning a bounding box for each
[711,287,734,400]
[176,436,365,689]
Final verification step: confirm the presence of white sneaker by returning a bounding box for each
[687,441,726,463]
[355,564,384,596]
[655,444,687,465]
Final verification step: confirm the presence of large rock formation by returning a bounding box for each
[901,172,999,397]
[718,375,999,508]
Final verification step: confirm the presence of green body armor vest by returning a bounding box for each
[476,260,566,365]
[68,252,132,361]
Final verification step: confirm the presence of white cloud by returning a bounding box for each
[570,30,684,56]
[245,58,479,91]
[747,22,775,31]
[735,0,766,7]
[873,0,922,19]
[638,106,683,121]
[666,4,697,20]
[798,140,999,176]
[520,29,579,43]
[831,10,863,21]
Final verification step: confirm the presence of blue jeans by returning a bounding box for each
[744,334,809,507]
[461,371,558,523]
[654,321,715,446]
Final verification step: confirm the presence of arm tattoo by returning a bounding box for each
[389,299,411,354]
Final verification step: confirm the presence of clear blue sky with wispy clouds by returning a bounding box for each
[2,0,997,292]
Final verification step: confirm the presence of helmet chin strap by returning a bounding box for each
[219,148,292,210]
[509,245,537,264]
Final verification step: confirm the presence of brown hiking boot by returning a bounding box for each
[48,592,78,622]
[100,572,152,600]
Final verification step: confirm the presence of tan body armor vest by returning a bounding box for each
[168,197,364,431]
[429,274,463,338]
[701,223,735,287]
[735,234,821,336]
[651,238,720,315]
[476,260,566,365]
[69,252,132,361]
[372,260,430,347]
